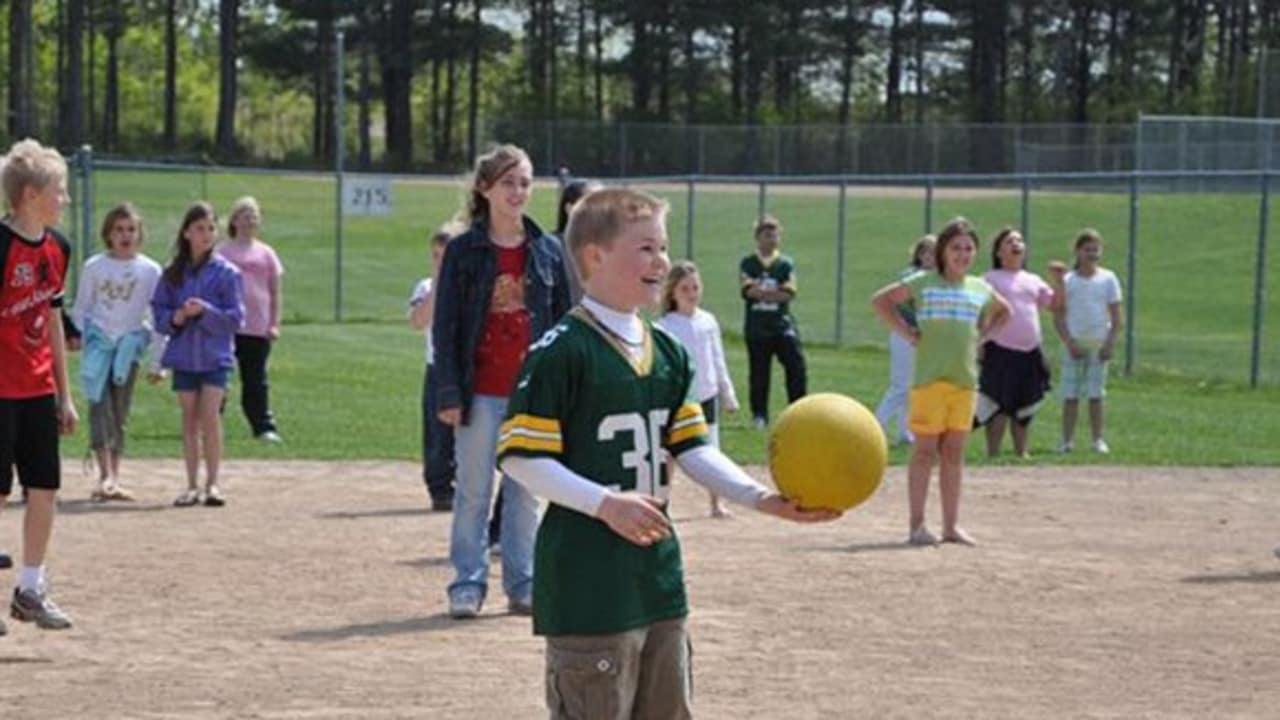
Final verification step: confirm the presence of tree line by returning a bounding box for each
[4,0,1279,171]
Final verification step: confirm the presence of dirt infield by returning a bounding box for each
[2,461,1277,719]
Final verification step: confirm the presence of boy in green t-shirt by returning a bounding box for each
[739,214,807,428]
[871,217,1010,548]
[499,189,838,719]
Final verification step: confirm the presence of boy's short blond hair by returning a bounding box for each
[754,214,781,237]
[565,188,668,279]
[1,138,67,211]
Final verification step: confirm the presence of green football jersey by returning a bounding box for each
[498,306,709,636]
[739,251,799,340]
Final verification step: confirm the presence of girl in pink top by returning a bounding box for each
[218,196,285,443]
[975,227,1065,458]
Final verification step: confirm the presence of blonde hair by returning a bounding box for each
[1,138,67,211]
[565,188,669,280]
[662,260,700,313]
[100,202,144,249]
[754,214,781,238]
[226,196,261,238]
[457,144,531,226]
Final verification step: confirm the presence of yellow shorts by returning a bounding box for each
[908,381,977,436]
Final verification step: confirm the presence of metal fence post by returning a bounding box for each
[77,145,94,291]
[757,181,767,218]
[835,180,847,346]
[1020,174,1031,242]
[924,175,934,234]
[1125,170,1139,376]
[1251,171,1271,388]
[685,177,696,260]
[697,127,706,174]
[545,120,554,174]
[618,123,628,178]
[334,30,345,322]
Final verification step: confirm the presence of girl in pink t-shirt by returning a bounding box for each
[218,196,284,443]
[976,227,1065,458]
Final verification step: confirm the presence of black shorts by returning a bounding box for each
[975,343,1051,427]
[0,395,61,495]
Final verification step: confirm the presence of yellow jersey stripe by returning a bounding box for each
[674,402,704,421]
[502,414,560,434]
[669,421,709,446]
[497,435,564,455]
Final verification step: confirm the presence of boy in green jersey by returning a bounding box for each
[498,188,839,719]
[739,214,807,428]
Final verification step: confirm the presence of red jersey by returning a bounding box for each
[0,224,71,399]
[472,244,531,397]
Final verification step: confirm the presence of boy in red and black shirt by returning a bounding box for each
[0,138,78,634]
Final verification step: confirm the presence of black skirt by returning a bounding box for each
[975,342,1051,426]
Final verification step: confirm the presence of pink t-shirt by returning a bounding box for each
[984,268,1053,352]
[217,239,283,337]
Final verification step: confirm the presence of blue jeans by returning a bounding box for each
[422,364,456,500]
[448,394,538,604]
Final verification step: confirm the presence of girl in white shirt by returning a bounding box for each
[71,203,165,501]
[657,260,740,517]
[1050,228,1123,454]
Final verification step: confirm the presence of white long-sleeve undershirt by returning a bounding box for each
[501,445,770,518]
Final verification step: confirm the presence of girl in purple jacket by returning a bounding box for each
[151,202,244,507]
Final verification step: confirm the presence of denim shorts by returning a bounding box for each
[172,368,231,392]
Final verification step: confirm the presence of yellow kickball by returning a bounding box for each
[768,393,887,511]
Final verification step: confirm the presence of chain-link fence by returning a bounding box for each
[488,119,1141,177]
[64,149,1278,388]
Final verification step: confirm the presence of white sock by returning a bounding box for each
[17,565,45,593]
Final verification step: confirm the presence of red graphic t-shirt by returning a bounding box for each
[0,225,70,399]
[472,244,531,397]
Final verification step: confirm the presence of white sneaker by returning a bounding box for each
[752,417,767,430]
[258,431,284,444]
[1056,440,1074,454]
[908,525,939,546]
[1091,439,1110,454]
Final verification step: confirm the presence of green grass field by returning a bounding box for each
[81,167,1280,386]
[50,167,1279,469]
[59,323,1280,469]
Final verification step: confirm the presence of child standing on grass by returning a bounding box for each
[739,214,807,429]
[432,144,572,618]
[975,227,1063,459]
[71,203,165,502]
[218,196,285,444]
[409,222,462,511]
[657,260,740,518]
[498,188,838,718]
[152,202,244,508]
[0,138,78,631]
[1051,228,1122,454]
[874,235,936,446]
[871,217,1011,547]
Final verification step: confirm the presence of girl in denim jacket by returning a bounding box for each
[432,144,572,618]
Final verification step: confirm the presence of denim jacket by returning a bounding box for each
[433,216,571,423]
[151,256,245,373]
